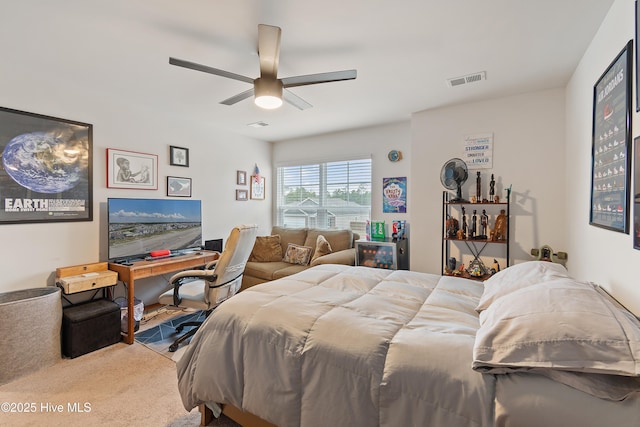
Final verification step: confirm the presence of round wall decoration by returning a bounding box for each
[387,150,402,162]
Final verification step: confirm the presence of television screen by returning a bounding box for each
[108,198,202,261]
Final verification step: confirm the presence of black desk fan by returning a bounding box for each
[440,158,469,202]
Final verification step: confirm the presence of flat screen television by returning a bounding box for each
[107,198,203,261]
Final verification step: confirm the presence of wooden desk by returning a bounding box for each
[108,251,219,344]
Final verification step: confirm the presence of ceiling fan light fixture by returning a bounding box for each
[254,77,283,109]
[255,95,282,109]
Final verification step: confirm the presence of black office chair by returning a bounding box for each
[158,224,258,351]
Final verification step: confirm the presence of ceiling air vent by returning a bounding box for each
[247,121,269,128]
[447,71,486,88]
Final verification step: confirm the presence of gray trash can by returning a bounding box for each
[0,287,62,385]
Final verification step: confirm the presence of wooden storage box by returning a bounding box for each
[56,262,117,294]
[62,299,121,358]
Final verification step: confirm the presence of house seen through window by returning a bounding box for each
[276,158,371,233]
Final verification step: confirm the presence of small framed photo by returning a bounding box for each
[237,170,247,185]
[236,189,248,201]
[170,145,189,167]
[107,148,158,190]
[250,176,265,200]
[167,176,192,197]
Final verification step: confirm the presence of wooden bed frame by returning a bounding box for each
[199,403,276,427]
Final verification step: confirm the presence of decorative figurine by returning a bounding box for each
[489,174,495,202]
[469,263,483,277]
[492,209,507,241]
[476,171,481,201]
[448,257,457,272]
[446,215,459,238]
[467,259,487,277]
[471,209,477,239]
[490,259,501,274]
[480,209,488,239]
[461,207,468,239]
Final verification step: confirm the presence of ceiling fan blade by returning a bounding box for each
[169,57,254,84]
[220,88,255,106]
[258,24,281,78]
[281,70,357,88]
[283,89,312,110]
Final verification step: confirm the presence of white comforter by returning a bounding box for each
[176,265,495,427]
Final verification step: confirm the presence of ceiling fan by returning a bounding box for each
[169,24,357,110]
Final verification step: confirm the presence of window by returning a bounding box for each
[276,158,372,230]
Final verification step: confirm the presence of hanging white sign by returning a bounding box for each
[463,133,493,169]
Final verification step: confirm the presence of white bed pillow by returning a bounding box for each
[473,278,640,377]
[476,261,569,312]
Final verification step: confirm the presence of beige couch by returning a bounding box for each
[242,226,358,290]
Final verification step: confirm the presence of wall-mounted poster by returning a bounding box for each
[0,107,93,224]
[383,177,406,213]
[590,40,632,234]
[463,133,493,169]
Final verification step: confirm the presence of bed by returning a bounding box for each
[176,262,640,427]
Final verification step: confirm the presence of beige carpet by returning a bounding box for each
[0,328,240,427]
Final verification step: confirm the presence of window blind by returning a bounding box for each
[276,158,372,230]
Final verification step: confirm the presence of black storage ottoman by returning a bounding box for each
[62,299,121,358]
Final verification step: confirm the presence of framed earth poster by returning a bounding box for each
[0,107,93,224]
[589,40,632,234]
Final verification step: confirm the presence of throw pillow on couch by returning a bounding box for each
[248,235,283,262]
[249,233,336,266]
[283,243,314,265]
[311,235,333,263]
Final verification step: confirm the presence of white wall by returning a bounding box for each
[0,32,272,304]
[565,0,640,315]
[273,120,411,236]
[0,111,272,303]
[410,89,567,274]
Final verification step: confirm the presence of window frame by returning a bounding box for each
[275,157,372,230]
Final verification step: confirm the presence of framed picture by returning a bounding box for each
[236,189,248,201]
[589,40,632,234]
[107,148,158,190]
[383,177,407,213]
[250,175,265,200]
[634,137,640,249]
[0,106,93,224]
[167,176,192,197]
[170,145,189,167]
[237,170,247,185]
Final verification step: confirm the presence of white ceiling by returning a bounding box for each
[8,0,615,142]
